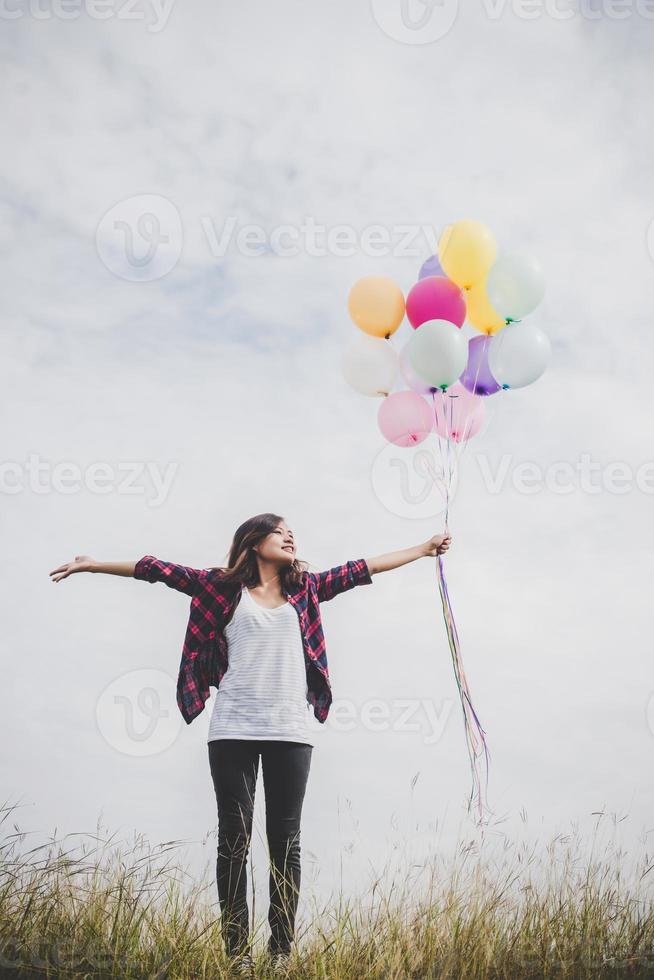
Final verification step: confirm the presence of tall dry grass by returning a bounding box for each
[1,799,653,979]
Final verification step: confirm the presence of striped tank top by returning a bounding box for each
[207,585,316,745]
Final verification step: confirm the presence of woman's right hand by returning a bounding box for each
[49,555,95,582]
[422,533,452,557]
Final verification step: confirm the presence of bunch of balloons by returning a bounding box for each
[343,220,551,826]
[343,219,551,453]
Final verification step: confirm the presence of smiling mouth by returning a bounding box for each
[282,546,294,553]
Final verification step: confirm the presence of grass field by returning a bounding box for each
[1,800,653,979]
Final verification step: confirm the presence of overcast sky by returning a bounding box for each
[2,0,654,925]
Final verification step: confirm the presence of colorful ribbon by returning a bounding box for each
[436,552,492,827]
[430,383,493,827]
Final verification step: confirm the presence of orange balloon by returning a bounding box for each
[347,276,405,337]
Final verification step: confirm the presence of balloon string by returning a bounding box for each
[442,388,450,527]
[440,388,452,529]
[430,379,492,828]
[447,392,454,504]
[430,390,449,528]
[436,555,493,827]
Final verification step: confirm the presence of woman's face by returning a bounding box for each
[254,520,296,566]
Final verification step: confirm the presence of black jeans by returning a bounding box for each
[208,739,313,957]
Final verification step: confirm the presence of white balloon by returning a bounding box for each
[407,319,468,390]
[487,251,546,321]
[341,333,399,397]
[488,323,551,389]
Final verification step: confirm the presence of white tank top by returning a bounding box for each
[207,586,316,746]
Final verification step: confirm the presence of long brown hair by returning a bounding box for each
[210,513,308,591]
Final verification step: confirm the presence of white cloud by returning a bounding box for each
[2,0,654,919]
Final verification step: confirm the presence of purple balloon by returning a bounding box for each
[459,335,502,397]
[418,254,444,280]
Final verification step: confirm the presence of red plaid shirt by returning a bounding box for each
[133,555,373,725]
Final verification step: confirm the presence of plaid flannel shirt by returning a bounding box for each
[133,555,373,725]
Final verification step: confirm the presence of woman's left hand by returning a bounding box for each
[422,533,452,557]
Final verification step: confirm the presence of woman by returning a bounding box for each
[50,513,451,977]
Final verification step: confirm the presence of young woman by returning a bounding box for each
[50,513,452,976]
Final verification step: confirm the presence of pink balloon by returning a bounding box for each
[406,276,466,329]
[399,340,438,395]
[427,381,485,443]
[378,390,434,447]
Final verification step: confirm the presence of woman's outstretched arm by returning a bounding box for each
[49,554,201,596]
[49,556,135,581]
[366,532,452,576]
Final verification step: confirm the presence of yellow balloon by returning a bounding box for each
[465,280,506,335]
[347,276,405,337]
[438,220,498,290]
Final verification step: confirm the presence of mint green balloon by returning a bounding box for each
[407,319,468,390]
[487,252,545,321]
[488,322,551,389]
